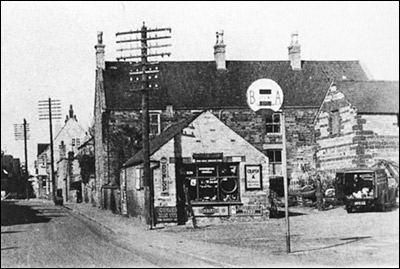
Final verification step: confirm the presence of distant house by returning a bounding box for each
[94,30,370,208]
[120,111,269,224]
[36,105,87,200]
[315,81,399,174]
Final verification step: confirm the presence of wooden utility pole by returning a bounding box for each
[39,98,62,204]
[116,22,171,229]
[23,119,29,200]
[14,119,30,199]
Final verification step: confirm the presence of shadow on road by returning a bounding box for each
[1,247,20,251]
[270,210,308,219]
[1,201,61,227]
[291,236,372,254]
[1,230,25,234]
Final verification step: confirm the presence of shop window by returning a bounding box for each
[184,162,240,203]
[267,149,282,176]
[150,113,161,135]
[266,113,281,133]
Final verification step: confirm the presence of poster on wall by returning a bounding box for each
[245,165,262,190]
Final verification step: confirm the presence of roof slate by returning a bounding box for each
[337,81,399,113]
[103,60,369,110]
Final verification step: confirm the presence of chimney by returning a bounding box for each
[95,31,106,70]
[288,31,301,70]
[59,141,66,159]
[214,30,226,70]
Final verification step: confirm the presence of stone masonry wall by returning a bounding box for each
[315,89,399,175]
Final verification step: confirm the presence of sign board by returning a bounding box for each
[192,205,229,217]
[245,165,263,190]
[154,206,178,223]
[246,79,284,112]
[232,205,263,217]
[160,157,169,196]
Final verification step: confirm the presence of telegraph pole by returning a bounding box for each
[23,119,29,200]
[14,119,30,199]
[38,98,62,204]
[116,22,171,229]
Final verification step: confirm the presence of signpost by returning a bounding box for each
[246,78,291,253]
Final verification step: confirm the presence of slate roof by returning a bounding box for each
[337,81,399,114]
[103,60,369,110]
[37,144,49,157]
[123,112,203,168]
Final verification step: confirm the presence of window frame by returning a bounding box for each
[149,112,161,135]
[266,113,281,133]
[267,149,282,176]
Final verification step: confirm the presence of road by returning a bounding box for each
[2,199,398,268]
[1,200,155,268]
[1,200,222,268]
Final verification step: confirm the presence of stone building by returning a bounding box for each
[120,111,270,224]
[94,30,370,207]
[315,81,399,174]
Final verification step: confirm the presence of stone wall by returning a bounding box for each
[315,88,399,175]
[104,107,318,203]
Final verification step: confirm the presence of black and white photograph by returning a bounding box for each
[1,1,399,268]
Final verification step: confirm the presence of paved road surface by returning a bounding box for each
[1,200,220,268]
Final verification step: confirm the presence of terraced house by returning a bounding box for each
[93,30,373,215]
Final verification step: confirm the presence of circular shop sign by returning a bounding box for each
[246,78,284,112]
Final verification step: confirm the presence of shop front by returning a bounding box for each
[121,111,270,225]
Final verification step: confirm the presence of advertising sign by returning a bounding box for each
[246,78,284,112]
[160,157,169,196]
[192,205,229,217]
[155,206,178,223]
[245,165,262,190]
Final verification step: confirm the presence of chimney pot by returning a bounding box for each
[95,31,106,70]
[288,31,301,70]
[214,30,226,70]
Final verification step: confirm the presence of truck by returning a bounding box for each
[335,167,398,213]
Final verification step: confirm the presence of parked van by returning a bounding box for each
[335,168,397,213]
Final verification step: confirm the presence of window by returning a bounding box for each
[150,113,161,135]
[331,110,340,135]
[72,138,81,147]
[184,162,240,203]
[267,149,282,176]
[266,113,281,133]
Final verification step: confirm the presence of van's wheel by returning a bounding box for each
[346,206,353,213]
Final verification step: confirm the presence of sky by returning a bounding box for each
[1,1,399,172]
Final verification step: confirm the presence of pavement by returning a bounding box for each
[62,201,399,268]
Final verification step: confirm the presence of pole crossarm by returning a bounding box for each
[116,27,171,36]
[117,52,171,61]
[116,35,171,44]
